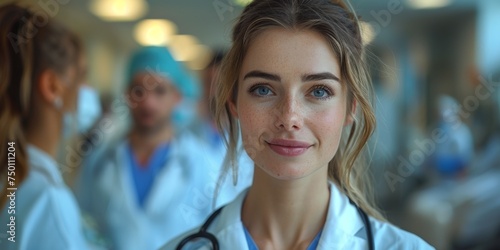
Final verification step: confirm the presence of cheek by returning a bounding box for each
[237,103,269,159]
[157,93,176,107]
[312,105,346,152]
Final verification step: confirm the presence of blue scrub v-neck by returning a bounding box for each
[127,142,170,208]
[242,225,323,250]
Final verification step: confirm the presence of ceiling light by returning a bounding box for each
[233,0,253,7]
[134,19,177,46]
[407,0,451,9]
[168,35,199,61]
[90,0,147,21]
[186,45,212,70]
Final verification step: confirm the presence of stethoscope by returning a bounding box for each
[176,200,375,250]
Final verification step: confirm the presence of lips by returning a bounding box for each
[266,139,312,157]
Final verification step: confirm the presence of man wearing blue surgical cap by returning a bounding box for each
[75,46,215,250]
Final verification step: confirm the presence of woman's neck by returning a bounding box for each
[241,166,330,250]
[25,107,62,158]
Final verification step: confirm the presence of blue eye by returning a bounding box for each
[251,85,273,96]
[312,88,327,98]
[310,86,333,99]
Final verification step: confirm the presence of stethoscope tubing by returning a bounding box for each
[176,202,375,250]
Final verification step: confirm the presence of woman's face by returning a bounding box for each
[233,28,350,180]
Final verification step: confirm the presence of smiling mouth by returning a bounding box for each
[265,139,312,157]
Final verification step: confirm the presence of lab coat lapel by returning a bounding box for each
[144,137,185,215]
[99,141,149,237]
[27,145,64,185]
[316,182,367,249]
[213,190,250,249]
[114,142,145,216]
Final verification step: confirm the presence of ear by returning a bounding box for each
[344,99,357,126]
[37,69,64,106]
[228,99,238,118]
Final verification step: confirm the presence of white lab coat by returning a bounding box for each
[79,132,251,250]
[161,182,435,250]
[0,145,88,250]
[188,120,254,207]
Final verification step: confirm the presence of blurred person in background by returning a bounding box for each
[0,3,91,249]
[76,84,102,135]
[432,95,474,179]
[405,95,483,249]
[76,46,220,250]
[60,81,103,187]
[189,50,253,207]
[171,72,200,132]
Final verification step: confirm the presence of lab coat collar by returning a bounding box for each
[112,136,189,214]
[143,135,187,213]
[27,144,64,185]
[210,187,249,249]
[317,182,366,249]
[211,181,366,249]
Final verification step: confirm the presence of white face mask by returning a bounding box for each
[54,96,77,141]
[55,86,102,139]
[62,112,78,140]
[77,85,102,133]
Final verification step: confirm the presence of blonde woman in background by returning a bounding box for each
[163,0,434,249]
[0,3,91,249]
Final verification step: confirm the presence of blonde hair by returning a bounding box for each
[0,3,82,207]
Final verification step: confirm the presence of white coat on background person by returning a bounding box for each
[79,128,253,250]
[188,120,254,207]
[0,4,95,249]
[75,46,251,250]
[82,132,215,250]
[0,146,89,250]
[187,50,253,208]
[162,182,435,250]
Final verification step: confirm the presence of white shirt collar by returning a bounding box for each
[27,144,64,185]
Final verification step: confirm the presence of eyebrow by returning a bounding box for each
[243,70,340,83]
[302,72,340,82]
[243,70,280,81]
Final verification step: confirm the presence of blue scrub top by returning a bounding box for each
[127,142,170,208]
[243,225,322,250]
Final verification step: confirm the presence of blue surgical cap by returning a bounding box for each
[126,46,200,98]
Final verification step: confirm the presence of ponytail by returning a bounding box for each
[0,3,35,208]
[0,3,81,207]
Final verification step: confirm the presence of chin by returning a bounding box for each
[257,160,318,181]
[135,121,161,132]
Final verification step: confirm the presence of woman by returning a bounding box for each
[165,0,434,249]
[0,3,89,249]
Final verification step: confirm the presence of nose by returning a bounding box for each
[144,91,156,107]
[130,87,155,110]
[274,94,303,131]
